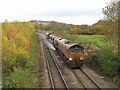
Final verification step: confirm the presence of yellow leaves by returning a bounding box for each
[70,28,77,32]
[70,28,77,34]
[3,57,6,61]
[113,50,118,53]
[27,22,35,32]
[28,56,30,59]
[15,33,30,50]
[17,48,29,58]
[9,59,19,67]
[2,21,35,68]
[21,36,30,49]
[110,44,118,56]
[113,45,118,55]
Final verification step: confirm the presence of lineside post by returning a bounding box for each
[118,1,120,62]
[118,1,120,87]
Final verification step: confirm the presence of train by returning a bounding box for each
[46,33,84,68]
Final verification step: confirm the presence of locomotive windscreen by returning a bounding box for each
[69,45,84,54]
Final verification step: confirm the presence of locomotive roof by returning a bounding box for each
[46,33,51,35]
[57,38,80,49]
[65,43,79,49]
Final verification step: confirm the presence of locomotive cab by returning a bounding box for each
[67,44,84,68]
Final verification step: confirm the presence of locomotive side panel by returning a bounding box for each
[57,39,69,58]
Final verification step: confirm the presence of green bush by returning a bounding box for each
[4,67,37,88]
[92,45,119,76]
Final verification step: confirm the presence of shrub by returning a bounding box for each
[4,67,37,88]
[92,45,119,76]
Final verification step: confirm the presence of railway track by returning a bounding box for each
[71,69,88,89]
[41,36,69,89]
[38,32,116,89]
[71,68,103,89]
[80,68,102,89]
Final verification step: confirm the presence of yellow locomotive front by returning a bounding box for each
[67,45,84,68]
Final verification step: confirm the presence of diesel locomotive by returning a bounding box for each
[46,33,84,68]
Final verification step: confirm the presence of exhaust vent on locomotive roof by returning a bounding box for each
[69,45,84,49]
[58,38,63,40]
[65,40,73,44]
[75,47,78,49]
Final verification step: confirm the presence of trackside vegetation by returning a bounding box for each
[2,21,40,88]
[2,1,120,87]
[52,31,120,84]
[33,1,120,85]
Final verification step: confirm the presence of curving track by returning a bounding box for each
[38,32,106,89]
[80,68,102,89]
[71,68,103,89]
[40,34,69,89]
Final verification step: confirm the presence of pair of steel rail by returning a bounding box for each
[40,34,102,90]
[71,68,102,90]
[41,37,69,90]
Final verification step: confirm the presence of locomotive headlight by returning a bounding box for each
[80,58,84,60]
[69,58,73,61]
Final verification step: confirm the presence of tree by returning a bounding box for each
[102,2,118,21]
[102,1,118,41]
[118,1,120,63]
[90,20,113,35]
[70,27,77,34]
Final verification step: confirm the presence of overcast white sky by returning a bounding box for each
[0,0,111,25]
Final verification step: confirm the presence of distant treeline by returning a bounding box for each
[33,19,116,36]
[33,1,118,38]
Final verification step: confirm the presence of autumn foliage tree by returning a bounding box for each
[102,1,118,38]
[2,21,35,73]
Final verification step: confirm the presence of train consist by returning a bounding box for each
[46,33,84,68]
